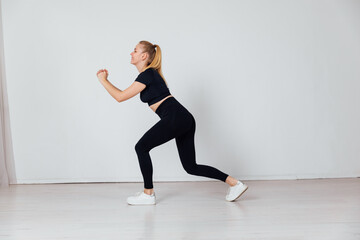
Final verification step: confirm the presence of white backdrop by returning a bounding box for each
[2,0,360,183]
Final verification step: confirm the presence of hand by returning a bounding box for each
[97,69,109,81]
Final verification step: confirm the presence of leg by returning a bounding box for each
[175,117,229,182]
[225,175,240,186]
[135,117,176,190]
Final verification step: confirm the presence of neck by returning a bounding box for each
[135,62,147,73]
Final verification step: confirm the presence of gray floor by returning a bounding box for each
[0,178,359,240]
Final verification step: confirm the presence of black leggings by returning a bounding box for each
[135,97,229,189]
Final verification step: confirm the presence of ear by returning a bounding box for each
[141,52,148,61]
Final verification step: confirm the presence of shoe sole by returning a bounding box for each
[229,185,248,202]
[128,203,156,205]
[127,200,156,205]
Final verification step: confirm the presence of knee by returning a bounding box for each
[135,140,149,154]
[184,164,198,175]
[135,141,145,153]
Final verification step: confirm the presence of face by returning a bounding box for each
[130,44,147,65]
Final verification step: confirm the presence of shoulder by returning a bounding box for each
[135,68,155,85]
[137,68,155,79]
[139,67,155,76]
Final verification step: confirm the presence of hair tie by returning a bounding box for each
[153,44,157,48]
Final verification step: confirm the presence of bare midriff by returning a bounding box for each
[149,95,173,112]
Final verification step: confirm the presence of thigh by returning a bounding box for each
[171,105,194,136]
[175,116,197,167]
[136,116,177,151]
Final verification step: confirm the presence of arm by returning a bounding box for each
[99,78,123,102]
[116,81,146,102]
[97,69,146,102]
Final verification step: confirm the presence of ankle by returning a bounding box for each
[144,189,154,195]
[226,176,238,187]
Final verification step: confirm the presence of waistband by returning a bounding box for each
[155,97,178,117]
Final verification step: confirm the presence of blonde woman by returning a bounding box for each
[97,40,248,205]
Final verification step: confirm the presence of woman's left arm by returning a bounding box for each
[97,69,145,102]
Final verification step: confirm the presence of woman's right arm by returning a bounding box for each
[97,69,146,103]
[116,81,146,103]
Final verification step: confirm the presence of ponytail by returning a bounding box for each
[139,41,168,87]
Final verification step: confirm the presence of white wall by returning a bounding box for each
[2,0,360,183]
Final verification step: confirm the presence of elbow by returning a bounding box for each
[116,93,123,103]
[116,92,132,103]
[117,96,127,103]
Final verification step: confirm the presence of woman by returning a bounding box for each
[96,40,248,205]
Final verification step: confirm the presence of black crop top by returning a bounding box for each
[134,67,171,106]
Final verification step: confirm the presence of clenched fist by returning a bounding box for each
[97,69,109,81]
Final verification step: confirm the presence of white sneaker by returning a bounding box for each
[226,181,248,201]
[127,191,156,205]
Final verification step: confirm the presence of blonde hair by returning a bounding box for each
[139,40,168,87]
